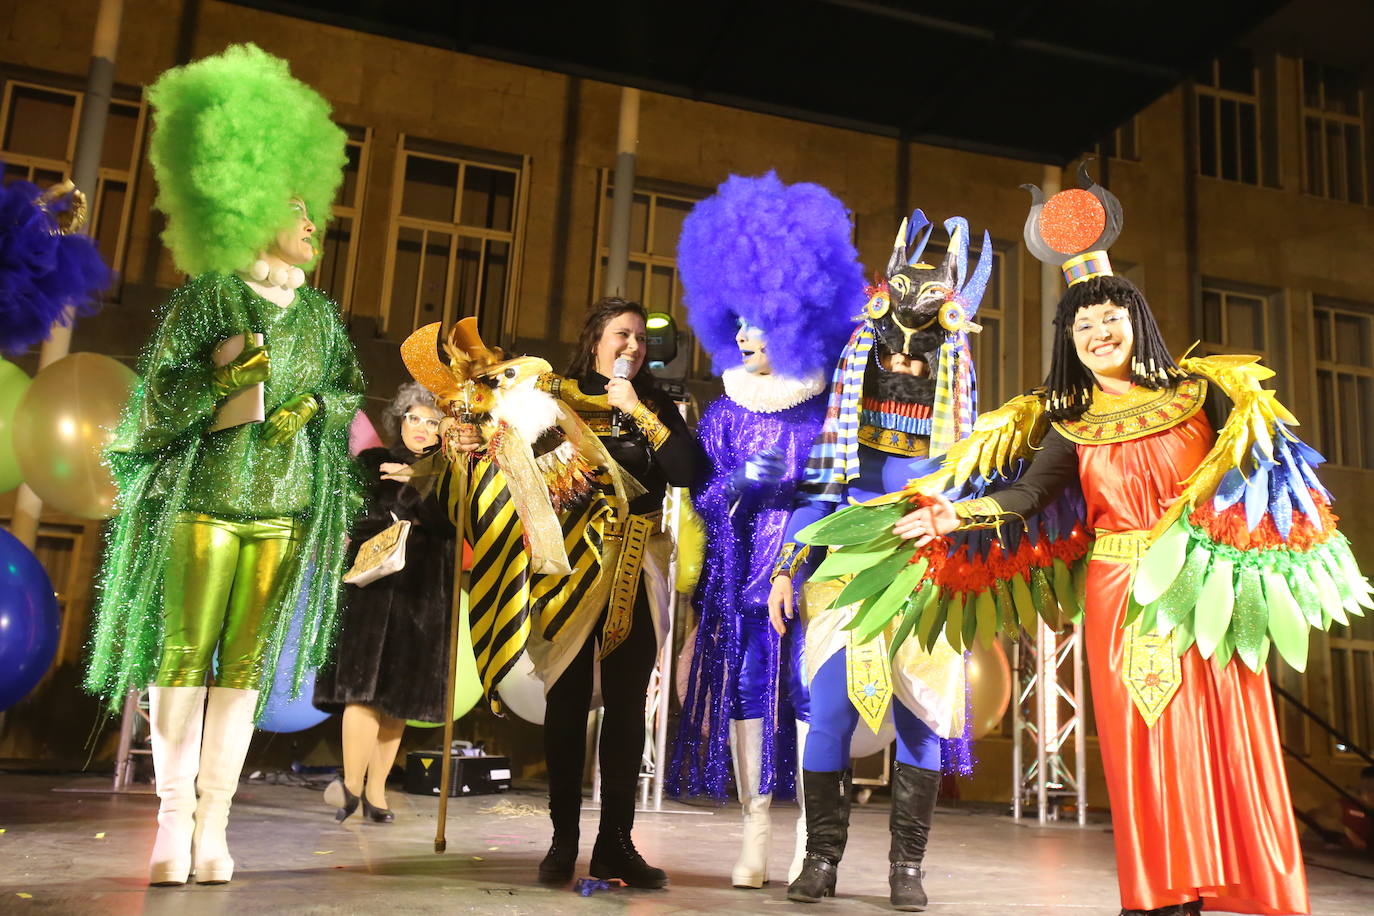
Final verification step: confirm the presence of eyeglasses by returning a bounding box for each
[403,413,441,431]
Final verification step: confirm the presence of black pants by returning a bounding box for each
[543,580,658,831]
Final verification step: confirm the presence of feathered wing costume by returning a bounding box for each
[0,176,110,355]
[665,172,862,888]
[83,44,361,887]
[805,167,1366,913]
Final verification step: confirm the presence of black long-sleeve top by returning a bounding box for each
[576,371,708,516]
[979,381,1232,523]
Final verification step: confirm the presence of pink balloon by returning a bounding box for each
[349,410,383,455]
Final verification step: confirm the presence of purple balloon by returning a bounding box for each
[0,527,60,710]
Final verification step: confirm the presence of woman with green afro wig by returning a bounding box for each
[85,43,364,888]
[148,42,346,277]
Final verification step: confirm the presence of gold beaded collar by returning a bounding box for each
[1053,378,1206,444]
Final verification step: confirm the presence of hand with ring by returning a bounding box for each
[892,494,959,547]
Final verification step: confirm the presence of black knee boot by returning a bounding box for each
[787,769,852,903]
[888,762,941,911]
[589,787,668,889]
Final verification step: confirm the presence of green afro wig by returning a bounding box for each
[147,43,346,277]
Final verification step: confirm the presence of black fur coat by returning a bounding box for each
[314,443,456,722]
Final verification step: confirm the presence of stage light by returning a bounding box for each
[645,311,678,368]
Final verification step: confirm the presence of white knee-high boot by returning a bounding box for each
[192,687,258,884]
[787,718,809,884]
[730,718,772,887]
[148,685,207,886]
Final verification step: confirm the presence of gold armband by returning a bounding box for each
[954,496,1007,531]
[771,542,810,581]
[629,402,670,449]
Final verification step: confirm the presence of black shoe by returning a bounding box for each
[362,797,394,823]
[538,831,579,883]
[787,854,838,902]
[888,763,940,911]
[324,778,360,823]
[589,826,668,889]
[787,769,852,904]
[889,863,926,911]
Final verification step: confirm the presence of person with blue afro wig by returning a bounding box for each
[85,43,363,889]
[669,171,863,889]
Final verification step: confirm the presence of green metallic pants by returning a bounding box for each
[154,512,301,690]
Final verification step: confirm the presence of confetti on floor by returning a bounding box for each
[94,833,105,840]
[314,850,333,855]
[16,893,32,899]
[480,801,543,818]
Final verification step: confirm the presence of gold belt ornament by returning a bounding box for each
[598,512,659,659]
[846,629,894,735]
[1094,528,1181,728]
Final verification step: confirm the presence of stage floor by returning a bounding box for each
[1,773,1370,914]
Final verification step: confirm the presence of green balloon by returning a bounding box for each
[0,359,32,493]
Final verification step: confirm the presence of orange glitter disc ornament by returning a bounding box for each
[1038,189,1106,255]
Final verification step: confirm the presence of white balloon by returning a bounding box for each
[849,717,896,759]
[496,653,546,725]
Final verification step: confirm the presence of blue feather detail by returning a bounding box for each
[1245,461,1271,531]
[1214,468,1248,510]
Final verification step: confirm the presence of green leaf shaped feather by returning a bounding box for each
[832,551,915,610]
[1192,557,1235,657]
[1308,560,1348,627]
[810,535,903,582]
[1153,545,1212,633]
[799,502,908,546]
[1262,569,1309,672]
[852,559,929,644]
[945,593,966,653]
[1133,519,1192,605]
[1233,565,1270,672]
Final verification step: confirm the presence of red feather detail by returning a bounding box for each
[1188,488,1338,551]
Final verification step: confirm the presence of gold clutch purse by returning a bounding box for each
[342,516,412,587]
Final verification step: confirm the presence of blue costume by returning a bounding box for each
[776,212,990,908]
[668,172,862,889]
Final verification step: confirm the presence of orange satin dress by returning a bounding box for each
[1076,407,1309,914]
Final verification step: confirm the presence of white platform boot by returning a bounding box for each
[147,685,207,886]
[192,687,258,884]
[787,719,809,884]
[730,717,772,888]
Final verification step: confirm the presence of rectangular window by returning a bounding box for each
[1194,49,1263,185]
[1312,298,1374,470]
[591,172,705,376]
[0,79,146,292]
[310,125,371,312]
[1327,637,1374,756]
[1094,116,1139,161]
[380,135,527,344]
[1301,61,1366,204]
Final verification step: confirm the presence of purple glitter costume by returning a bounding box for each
[670,382,827,799]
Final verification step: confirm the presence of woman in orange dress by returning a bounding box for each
[882,173,1348,915]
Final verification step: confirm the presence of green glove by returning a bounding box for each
[211,345,271,398]
[264,393,319,446]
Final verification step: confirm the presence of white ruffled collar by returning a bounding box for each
[722,366,827,414]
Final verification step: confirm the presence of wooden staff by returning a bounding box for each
[435,408,474,853]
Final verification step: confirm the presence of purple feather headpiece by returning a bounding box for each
[677,171,863,379]
[0,170,111,355]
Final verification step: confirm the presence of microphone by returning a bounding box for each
[610,356,632,437]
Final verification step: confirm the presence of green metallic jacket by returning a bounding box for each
[85,273,365,710]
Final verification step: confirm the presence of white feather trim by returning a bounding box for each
[492,384,562,441]
[722,366,827,413]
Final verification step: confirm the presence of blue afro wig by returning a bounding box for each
[0,173,111,355]
[676,171,863,379]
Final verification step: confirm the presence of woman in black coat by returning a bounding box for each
[315,382,455,822]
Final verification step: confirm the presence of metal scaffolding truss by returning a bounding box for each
[1011,621,1087,825]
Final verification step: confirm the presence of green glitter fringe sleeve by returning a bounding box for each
[84,276,365,713]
